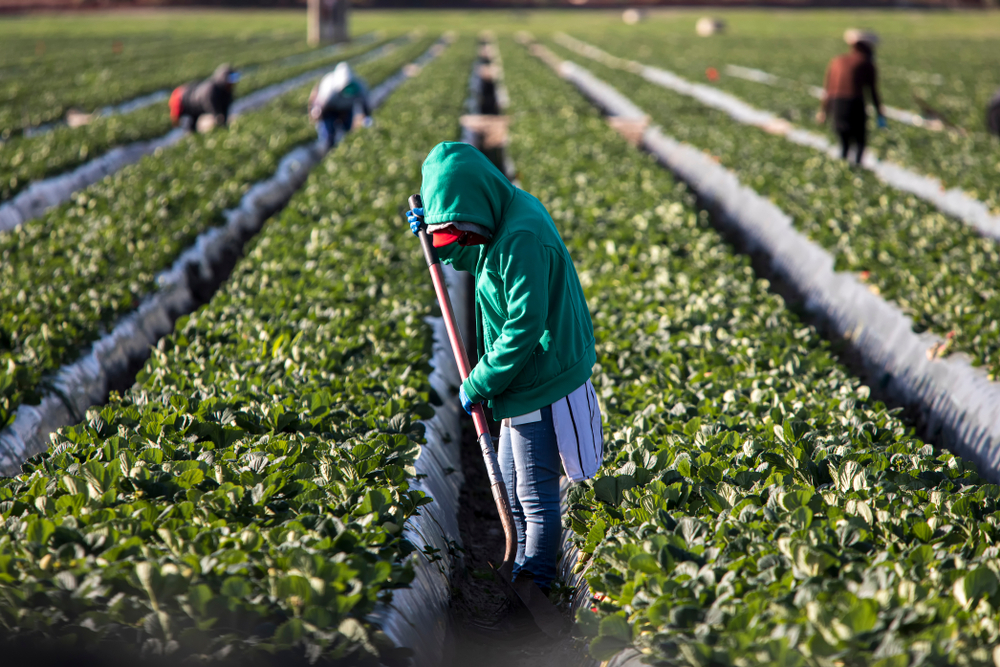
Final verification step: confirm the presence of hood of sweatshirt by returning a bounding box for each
[419,142,516,236]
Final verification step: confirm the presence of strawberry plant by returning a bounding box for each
[0,35,439,431]
[545,39,1000,381]
[503,36,1000,666]
[0,34,473,662]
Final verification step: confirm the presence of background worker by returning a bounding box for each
[169,63,239,132]
[817,29,886,165]
[987,89,1000,137]
[407,142,602,593]
[309,62,372,149]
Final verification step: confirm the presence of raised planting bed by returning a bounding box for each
[0,34,474,664]
[503,36,1000,666]
[0,35,440,434]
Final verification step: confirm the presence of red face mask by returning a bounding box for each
[431,224,490,248]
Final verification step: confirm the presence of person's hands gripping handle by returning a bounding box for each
[407,206,425,236]
[459,385,476,415]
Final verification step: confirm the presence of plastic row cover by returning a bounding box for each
[369,38,472,666]
[549,53,1000,480]
[554,33,1000,244]
[0,128,188,233]
[0,39,450,476]
[368,269,466,667]
[0,33,414,234]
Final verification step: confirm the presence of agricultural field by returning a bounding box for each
[502,36,1000,666]
[0,31,473,662]
[0,33,437,431]
[2,8,1000,666]
[543,36,1000,382]
[0,30,398,203]
[567,13,1000,214]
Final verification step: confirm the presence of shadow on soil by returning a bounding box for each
[440,413,593,667]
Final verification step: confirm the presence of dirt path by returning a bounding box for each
[441,414,594,667]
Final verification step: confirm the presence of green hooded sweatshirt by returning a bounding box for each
[420,142,596,420]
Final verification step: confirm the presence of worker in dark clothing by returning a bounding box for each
[987,89,1000,137]
[308,62,372,149]
[817,29,885,165]
[169,64,239,132]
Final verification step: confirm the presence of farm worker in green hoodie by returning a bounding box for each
[407,142,603,591]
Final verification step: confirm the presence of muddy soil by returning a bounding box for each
[440,414,594,667]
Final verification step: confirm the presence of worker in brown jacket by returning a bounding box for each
[816,29,885,165]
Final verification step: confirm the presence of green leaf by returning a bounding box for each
[24,517,55,546]
[576,608,601,637]
[176,468,205,489]
[789,506,813,531]
[273,619,304,646]
[956,568,999,609]
[593,476,618,506]
[589,634,630,661]
[628,553,661,575]
[842,599,878,635]
[912,521,933,542]
[647,595,672,626]
[598,614,631,642]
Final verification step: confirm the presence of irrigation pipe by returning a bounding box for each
[0,33,414,234]
[554,33,1000,244]
[0,36,453,477]
[527,42,1000,483]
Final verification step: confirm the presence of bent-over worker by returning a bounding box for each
[309,62,372,149]
[407,142,603,592]
[169,64,239,132]
[817,29,885,165]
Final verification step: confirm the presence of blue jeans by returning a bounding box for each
[498,405,561,589]
[316,111,352,149]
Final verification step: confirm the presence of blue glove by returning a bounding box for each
[877,114,888,129]
[407,207,425,235]
[459,384,476,415]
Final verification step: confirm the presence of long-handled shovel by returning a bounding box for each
[408,194,567,638]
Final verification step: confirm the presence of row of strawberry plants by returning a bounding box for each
[0,34,438,432]
[572,19,995,131]
[545,39,1000,381]
[0,34,472,663]
[574,30,1000,217]
[0,27,311,136]
[0,34,397,205]
[503,36,1000,666]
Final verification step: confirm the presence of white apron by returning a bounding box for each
[500,379,604,482]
